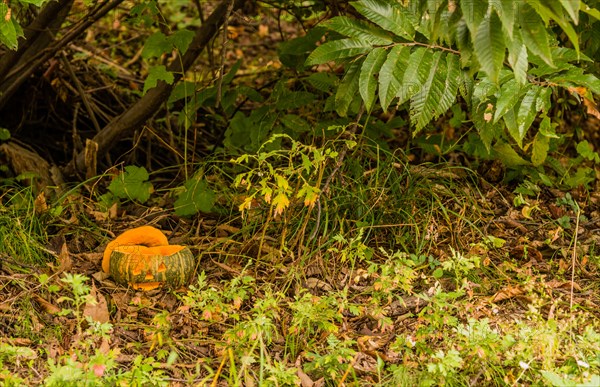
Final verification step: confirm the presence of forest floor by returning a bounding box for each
[1,4,600,386]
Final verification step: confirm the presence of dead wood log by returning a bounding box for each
[64,0,244,177]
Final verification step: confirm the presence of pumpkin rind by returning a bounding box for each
[102,226,169,273]
[108,245,195,290]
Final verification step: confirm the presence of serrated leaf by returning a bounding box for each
[378,45,410,111]
[170,29,194,54]
[352,0,415,39]
[410,51,446,132]
[143,65,174,94]
[174,177,215,216]
[108,166,153,204]
[305,38,371,66]
[325,16,393,45]
[397,47,430,105]
[474,11,505,83]
[335,60,362,116]
[281,114,311,134]
[493,0,515,38]
[494,78,522,123]
[507,36,528,85]
[511,86,541,147]
[359,47,387,112]
[460,0,487,35]
[307,72,338,92]
[519,5,553,66]
[559,0,580,23]
[142,32,171,59]
[435,53,460,117]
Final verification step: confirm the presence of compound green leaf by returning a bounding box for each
[474,11,505,83]
[359,47,387,112]
[379,45,410,112]
[325,16,393,45]
[305,38,372,65]
[174,177,215,216]
[352,0,415,39]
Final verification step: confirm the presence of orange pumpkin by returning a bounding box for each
[102,226,195,290]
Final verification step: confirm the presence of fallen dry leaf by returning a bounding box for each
[491,285,525,303]
[33,294,61,314]
[83,284,110,323]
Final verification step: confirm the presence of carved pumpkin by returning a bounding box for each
[102,226,195,290]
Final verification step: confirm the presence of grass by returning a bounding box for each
[0,139,599,386]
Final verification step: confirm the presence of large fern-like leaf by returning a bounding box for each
[335,60,362,117]
[474,11,505,83]
[410,51,446,132]
[359,47,387,112]
[397,47,432,105]
[305,38,372,66]
[352,0,415,39]
[325,16,393,45]
[378,45,410,112]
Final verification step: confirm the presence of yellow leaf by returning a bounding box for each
[272,193,290,216]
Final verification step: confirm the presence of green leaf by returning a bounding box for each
[307,72,338,92]
[494,78,522,123]
[559,0,580,23]
[278,27,326,70]
[174,177,215,216]
[325,16,393,45]
[352,0,415,39]
[435,53,460,118]
[493,142,530,167]
[378,45,410,112]
[397,47,431,105]
[19,0,51,5]
[531,131,550,166]
[410,51,446,132]
[335,60,362,116]
[512,85,541,148]
[507,36,528,85]
[0,127,10,140]
[518,6,553,66]
[460,0,488,35]
[0,4,22,51]
[170,29,194,54]
[359,47,387,112]
[281,114,311,135]
[142,32,171,59]
[143,65,174,94]
[108,166,153,204]
[474,11,505,83]
[493,0,515,38]
[305,38,371,66]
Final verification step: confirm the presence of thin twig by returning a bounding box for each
[570,201,580,310]
[215,0,234,108]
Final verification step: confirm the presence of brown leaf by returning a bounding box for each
[83,284,110,323]
[297,368,314,387]
[33,294,61,314]
[57,243,72,273]
[491,285,525,303]
[34,191,48,214]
